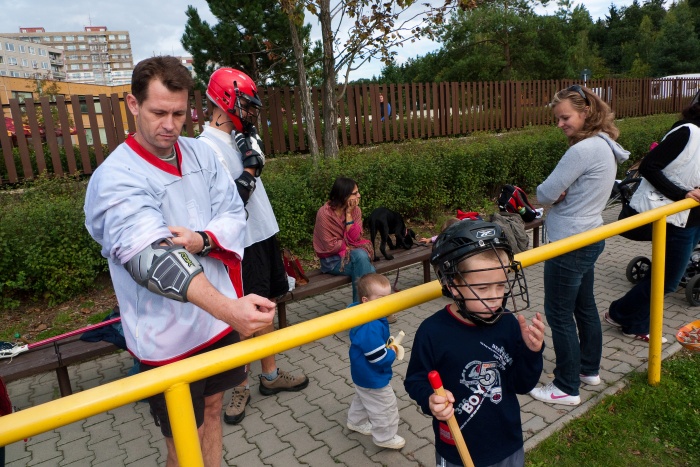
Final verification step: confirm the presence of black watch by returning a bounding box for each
[197,231,212,257]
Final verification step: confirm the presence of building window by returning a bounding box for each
[119,43,128,49]
[79,44,87,50]
[39,49,46,56]
[19,45,25,52]
[28,46,35,54]
[77,35,85,41]
[0,56,3,64]
[43,36,51,41]
[10,71,21,77]
[82,63,89,70]
[32,60,38,68]
[0,71,6,76]
[5,43,15,51]
[22,58,28,66]
[53,36,62,41]
[42,62,49,69]
[24,72,31,78]
[66,45,76,51]
[118,34,127,40]
[65,35,75,41]
[70,64,80,70]
[8,57,17,65]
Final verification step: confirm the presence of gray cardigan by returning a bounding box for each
[537,133,629,242]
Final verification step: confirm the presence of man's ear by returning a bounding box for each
[126,93,140,117]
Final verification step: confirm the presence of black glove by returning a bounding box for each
[234,132,265,177]
[234,171,256,205]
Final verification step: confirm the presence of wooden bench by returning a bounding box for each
[276,218,543,328]
[0,336,119,397]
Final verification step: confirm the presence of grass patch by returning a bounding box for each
[526,350,700,467]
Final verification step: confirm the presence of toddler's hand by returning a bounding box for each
[429,390,455,421]
[518,312,545,352]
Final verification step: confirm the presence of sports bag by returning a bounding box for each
[283,248,309,285]
[498,185,537,222]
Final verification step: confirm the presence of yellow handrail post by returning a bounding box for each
[648,218,667,386]
[165,382,204,467]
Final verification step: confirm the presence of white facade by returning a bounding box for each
[0,36,64,81]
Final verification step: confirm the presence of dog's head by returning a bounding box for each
[401,228,417,249]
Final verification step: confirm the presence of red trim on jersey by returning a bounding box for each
[125,133,182,177]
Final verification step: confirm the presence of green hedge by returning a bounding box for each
[0,113,678,309]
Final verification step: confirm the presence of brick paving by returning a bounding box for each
[5,208,694,466]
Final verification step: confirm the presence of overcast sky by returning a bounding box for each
[0,1,637,81]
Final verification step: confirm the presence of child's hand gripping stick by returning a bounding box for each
[428,370,475,467]
[387,330,405,360]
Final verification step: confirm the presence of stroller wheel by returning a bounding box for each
[626,256,651,284]
[686,275,700,306]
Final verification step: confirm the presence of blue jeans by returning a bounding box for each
[543,241,605,396]
[325,249,376,303]
[610,223,700,334]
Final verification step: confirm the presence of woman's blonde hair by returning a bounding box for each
[551,85,619,145]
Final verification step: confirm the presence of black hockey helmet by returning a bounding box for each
[430,220,529,325]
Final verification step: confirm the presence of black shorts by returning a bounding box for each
[242,234,289,300]
[140,332,246,437]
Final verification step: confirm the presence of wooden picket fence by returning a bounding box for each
[1,77,697,185]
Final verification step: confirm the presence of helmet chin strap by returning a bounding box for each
[214,114,233,128]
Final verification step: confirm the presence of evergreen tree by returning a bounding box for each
[650,1,700,76]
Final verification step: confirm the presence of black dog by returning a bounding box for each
[367,207,416,261]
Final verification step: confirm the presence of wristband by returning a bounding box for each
[345,220,354,225]
[196,231,212,257]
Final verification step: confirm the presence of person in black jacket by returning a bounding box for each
[606,99,700,342]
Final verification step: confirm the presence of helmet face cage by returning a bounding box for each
[431,221,529,325]
[206,69,262,132]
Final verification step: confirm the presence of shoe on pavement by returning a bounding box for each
[259,369,310,396]
[346,421,372,435]
[622,332,668,344]
[530,382,581,406]
[374,434,406,450]
[223,386,250,425]
[579,374,601,386]
[604,312,622,328]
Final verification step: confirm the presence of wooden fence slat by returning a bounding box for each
[110,94,126,144]
[39,97,63,176]
[98,94,118,152]
[84,95,105,166]
[338,86,348,148]
[9,100,33,180]
[55,95,77,175]
[292,88,306,151]
[69,95,93,175]
[0,111,18,183]
[24,98,46,175]
[283,87,296,152]
[347,85,358,146]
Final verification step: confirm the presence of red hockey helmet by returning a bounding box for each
[206,68,262,132]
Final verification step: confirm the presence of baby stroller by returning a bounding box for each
[612,163,700,306]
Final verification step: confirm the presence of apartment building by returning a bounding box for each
[1,26,133,86]
[0,36,64,81]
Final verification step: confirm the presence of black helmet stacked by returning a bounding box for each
[430,220,529,325]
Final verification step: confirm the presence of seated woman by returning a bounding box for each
[313,177,376,303]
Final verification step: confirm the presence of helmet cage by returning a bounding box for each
[430,220,529,325]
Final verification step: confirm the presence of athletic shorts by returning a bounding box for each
[140,332,246,437]
[242,234,289,300]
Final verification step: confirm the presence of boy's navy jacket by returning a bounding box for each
[405,305,543,466]
[348,302,396,389]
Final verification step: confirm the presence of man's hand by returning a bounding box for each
[169,226,203,254]
[518,312,545,352]
[225,294,276,338]
[429,389,455,421]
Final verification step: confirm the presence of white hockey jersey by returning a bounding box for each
[84,134,246,364]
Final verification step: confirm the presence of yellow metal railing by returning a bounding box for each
[1,198,695,464]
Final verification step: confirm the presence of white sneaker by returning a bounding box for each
[579,374,601,386]
[346,421,372,436]
[374,434,406,450]
[530,382,581,406]
[622,332,668,344]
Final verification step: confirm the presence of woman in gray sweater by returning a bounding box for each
[530,85,629,406]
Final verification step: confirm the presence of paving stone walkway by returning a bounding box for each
[5,208,693,466]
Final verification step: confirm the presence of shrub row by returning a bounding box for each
[0,114,678,309]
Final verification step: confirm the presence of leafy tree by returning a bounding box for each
[181,0,318,89]
[650,0,700,76]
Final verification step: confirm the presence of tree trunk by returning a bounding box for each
[320,0,339,158]
[286,12,320,162]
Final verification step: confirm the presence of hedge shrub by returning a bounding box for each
[0,113,679,308]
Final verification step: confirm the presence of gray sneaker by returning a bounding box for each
[224,386,250,425]
[259,369,309,396]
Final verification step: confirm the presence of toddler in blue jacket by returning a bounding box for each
[346,273,406,450]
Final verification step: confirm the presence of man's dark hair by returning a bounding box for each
[131,56,194,104]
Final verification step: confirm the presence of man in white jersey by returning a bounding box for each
[199,68,309,425]
[84,56,276,467]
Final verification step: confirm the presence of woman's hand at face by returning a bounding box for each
[346,197,358,210]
